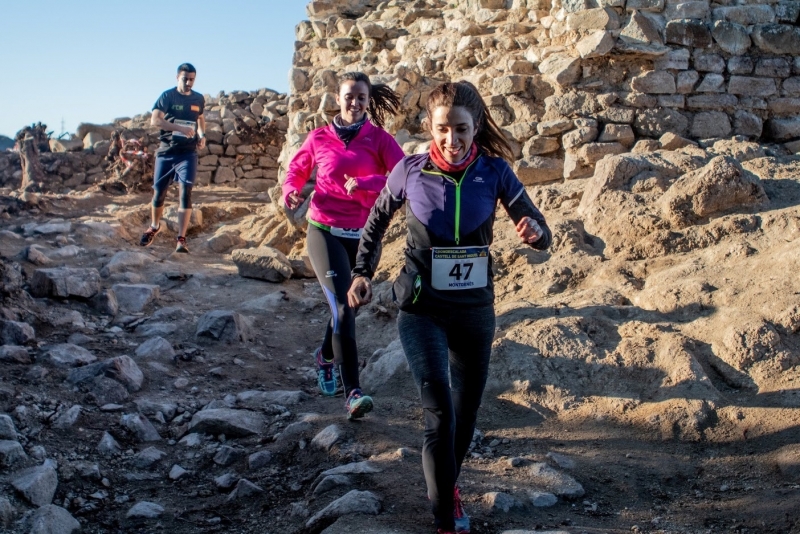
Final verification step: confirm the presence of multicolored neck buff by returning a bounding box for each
[429,141,479,174]
[333,114,367,145]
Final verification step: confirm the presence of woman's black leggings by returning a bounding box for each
[306,224,361,396]
[397,305,495,531]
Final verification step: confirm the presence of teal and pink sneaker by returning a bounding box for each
[345,388,373,420]
[315,348,338,396]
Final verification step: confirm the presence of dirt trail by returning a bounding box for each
[1,154,799,534]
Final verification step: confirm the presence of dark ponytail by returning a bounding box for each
[426,81,514,163]
[339,72,400,129]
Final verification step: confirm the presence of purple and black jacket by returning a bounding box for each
[353,152,552,310]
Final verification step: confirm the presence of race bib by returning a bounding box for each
[172,119,196,138]
[330,227,363,239]
[431,246,489,290]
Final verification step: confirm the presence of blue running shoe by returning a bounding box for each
[453,485,470,533]
[345,388,373,420]
[315,348,337,396]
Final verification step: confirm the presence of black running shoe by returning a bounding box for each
[140,224,161,247]
[175,236,189,253]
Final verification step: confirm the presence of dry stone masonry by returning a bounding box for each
[283,0,800,186]
[0,89,289,195]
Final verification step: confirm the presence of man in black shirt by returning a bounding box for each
[139,63,206,253]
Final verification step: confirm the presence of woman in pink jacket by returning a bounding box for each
[282,72,404,419]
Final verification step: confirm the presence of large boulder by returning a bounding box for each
[659,156,767,228]
[231,248,293,282]
[30,268,101,299]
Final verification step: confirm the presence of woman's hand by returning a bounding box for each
[344,175,359,195]
[348,276,372,308]
[516,216,543,244]
[285,190,305,210]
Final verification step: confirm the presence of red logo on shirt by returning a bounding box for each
[191,105,200,112]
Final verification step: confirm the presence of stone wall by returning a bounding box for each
[283,0,800,184]
[0,89,289,194]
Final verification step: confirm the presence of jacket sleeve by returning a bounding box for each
[352,159,407,279]
[355,132,406,192]
[498,163,552,251]
[281,133,316,204]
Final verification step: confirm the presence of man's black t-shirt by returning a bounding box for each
[153,88,205,155]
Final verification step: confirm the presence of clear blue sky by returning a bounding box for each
[0,1,308,139]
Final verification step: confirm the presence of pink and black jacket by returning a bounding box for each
[282,120,405,229]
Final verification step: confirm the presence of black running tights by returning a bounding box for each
[306,224,361,396]
[397,305,495,531]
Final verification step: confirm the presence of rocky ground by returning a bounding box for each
[1,139,800,534]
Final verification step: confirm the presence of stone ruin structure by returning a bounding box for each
[0,90,289,195]
[1,0,799,194]
[282,0,800,184]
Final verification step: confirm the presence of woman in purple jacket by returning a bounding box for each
[348,81,551,533]
[282,72,404,419]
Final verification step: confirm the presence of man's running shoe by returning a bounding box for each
[453,485,470,533]
[139,224,161,247]
[345,388,373,420]
[315,348,338,396]
[175,236,189,253]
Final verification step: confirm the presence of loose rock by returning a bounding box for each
[305,490,381,529]
[126,501,164,519]
[28,505,81,534]
[188,408,264,437]
[196,310,253,342]
[12,462,59,506]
